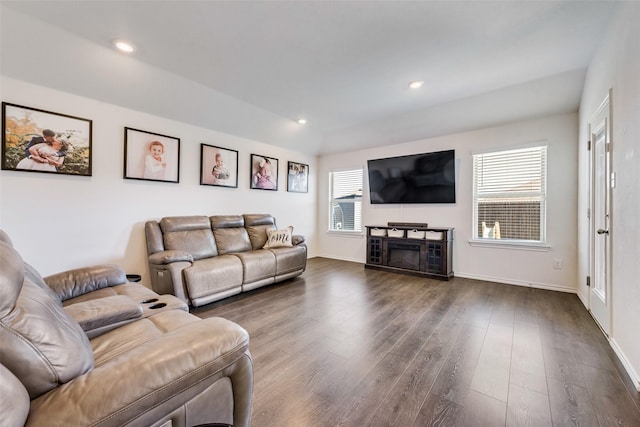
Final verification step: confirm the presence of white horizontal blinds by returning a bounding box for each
[329,168,363,232]
[473,146,547,242]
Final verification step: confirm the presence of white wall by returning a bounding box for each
[0,4,324,155]
[0,77,317,285]
[318,113,578,292]
[578,3,640,390]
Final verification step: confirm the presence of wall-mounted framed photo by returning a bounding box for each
[250,154,278,190]
[1,102,92,176]
[124,127,180,183]
[287,161,309,193]
[200,144,238,188]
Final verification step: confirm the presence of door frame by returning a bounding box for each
[587,89,613,336]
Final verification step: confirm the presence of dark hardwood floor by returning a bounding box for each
[192,258,640,426]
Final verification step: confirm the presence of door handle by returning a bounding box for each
[597,229,609,235]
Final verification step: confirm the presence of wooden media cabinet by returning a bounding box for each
[365,223,454,280]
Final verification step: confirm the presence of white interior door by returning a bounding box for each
[589,93,612,335]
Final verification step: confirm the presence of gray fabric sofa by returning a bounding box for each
[145,214,307,307]
[0,230,253,427]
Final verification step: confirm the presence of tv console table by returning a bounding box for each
[365,223,454,280]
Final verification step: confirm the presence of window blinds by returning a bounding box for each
[473,146,547,242]
[329,168,363,232]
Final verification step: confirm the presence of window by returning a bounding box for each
[473,146,547,243]
[329,168,363,232]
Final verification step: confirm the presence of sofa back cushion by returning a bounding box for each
[210,215,252,255]
[160,216,218,260]
[243,214,277,250]
[145,220,165,254]
[0,364,29,427]
[0,242,94,399]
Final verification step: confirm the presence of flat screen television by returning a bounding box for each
[367,149,456,204]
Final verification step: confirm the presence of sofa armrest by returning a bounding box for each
[28,317,253,427]
[148,249,194,265]
[292,234,305,245]
[64,295,143,336]
[44,264,127,302]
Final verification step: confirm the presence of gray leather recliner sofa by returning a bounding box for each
[0,230,253,427]
[145,214,307,307]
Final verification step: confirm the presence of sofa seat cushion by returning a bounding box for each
[268,245,308,276]
[30,312,251,427]
[184,255,243,299]
[91,310,202,366]
[233,249,277,283]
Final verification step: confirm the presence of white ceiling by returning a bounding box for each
[0,1,618,155]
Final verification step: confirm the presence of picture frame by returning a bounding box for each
[124,127,180,183]
[250,154,278,190]
[287,161,309,193]
[1,102,92,176]
[200,144,238,188]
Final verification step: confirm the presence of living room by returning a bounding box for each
[1,1,639,425]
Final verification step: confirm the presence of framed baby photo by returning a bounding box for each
[1,102,93,176]
[200,144,238,188]
[250,153,278,191]
[287,161,309,193]
[124,127,180,183]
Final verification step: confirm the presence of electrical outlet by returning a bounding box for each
[553,259,563,269]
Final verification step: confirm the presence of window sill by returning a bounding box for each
[327,230,364,238]
[468,239,550,252]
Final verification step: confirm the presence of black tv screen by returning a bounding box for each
[367,150,456,204]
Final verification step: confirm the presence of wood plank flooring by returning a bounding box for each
[192,258,640,427]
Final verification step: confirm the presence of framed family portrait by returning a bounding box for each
[200,144,238,188]
[287,161,309,193]
[1,102,92,176]
[250,154,278,190]
[124,127,180,183]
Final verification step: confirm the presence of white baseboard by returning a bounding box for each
[610,338,640,392]
[454,272,576,294]
[576,293,639,391]
[313,260,577,294]
[314,254,364,264]
[576,289,589,308]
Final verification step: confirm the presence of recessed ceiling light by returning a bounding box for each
[296,118,307,124]
[113,39,135,53]
[408,80,424,89]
